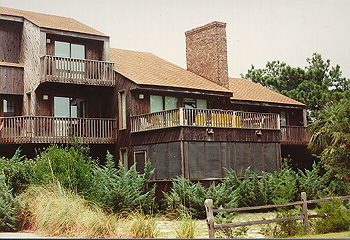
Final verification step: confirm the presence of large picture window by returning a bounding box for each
[150,95,178,113]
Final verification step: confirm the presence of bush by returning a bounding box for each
[88,152,156,213]
[163,177,207,219]
[235,168,269,207]
[314,199,350,234]
[30,145,95,194]
[0,148,33,194]
[0,174,20,231]
[259,207,304,237]
[214,211,248,238]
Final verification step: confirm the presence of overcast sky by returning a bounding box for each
[1,0,350,78]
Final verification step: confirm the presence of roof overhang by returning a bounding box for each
[0,14,24,22]
[131,84,233,98]
[230,99,305,109]
[42,28,109,41]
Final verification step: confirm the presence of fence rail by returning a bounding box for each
[131,108,280,132]
[0,116,116,144]
[204,193,350,238]
[41,55,115,86]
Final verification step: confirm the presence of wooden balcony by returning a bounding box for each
[131,108,280,133]
[0,116,116,144]
[281,126,310,145]
[41,55,115,86]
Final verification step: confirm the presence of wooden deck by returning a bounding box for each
[0,116,116,144]
[131,108,280,132]
[41,55,115,86]
[281,126,310,145]
[131,109,310,145]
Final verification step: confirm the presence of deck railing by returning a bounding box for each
[41,55,115,86]
[281,126,310,145]
[131,108,280,132]
[0,116,116,144]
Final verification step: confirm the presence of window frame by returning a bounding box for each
[118,90,127,130]
[119,147,128,170]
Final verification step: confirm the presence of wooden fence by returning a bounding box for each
[204,192,350,238]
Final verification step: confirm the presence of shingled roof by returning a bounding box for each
[110,48,231,94]
[0,6,107,36]
[229,77,304,106]
[111,48,304,106]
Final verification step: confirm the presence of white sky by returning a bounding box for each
[2,0,350,78]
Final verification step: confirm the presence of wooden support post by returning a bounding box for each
[301,192,309,235]
[179,108,184,126]
[204,199,215,238]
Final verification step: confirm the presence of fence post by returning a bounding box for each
[301,192,309,234]
[204,199,215,238]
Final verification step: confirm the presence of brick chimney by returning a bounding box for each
[185,21,229,88]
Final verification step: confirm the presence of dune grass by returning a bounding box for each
[19,184,126,238]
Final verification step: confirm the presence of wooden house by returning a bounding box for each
[0,7,310,183]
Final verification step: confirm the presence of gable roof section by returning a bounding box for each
[110,48,231,94]
[229,77,304,106]
[0,6,107,36]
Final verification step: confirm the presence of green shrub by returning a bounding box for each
[259,207,304,237]
[0,174,20,231]
[235,168,268,207]
[163,177,207,219]
[314,199,350,234]
[30,145,94,194]
[214,211,248,238]
[0,148,33,194]
[88,152,156,213]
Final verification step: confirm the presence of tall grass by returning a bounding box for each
[19,184,125,238]
[175,214,197,238]
[125,212,158,238]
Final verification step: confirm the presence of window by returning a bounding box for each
[54,97,85,118]
[134,151,147,174]
[196,99,207,109]
[183,98,207,109]
[3,99,15,114]
[150,95,163,113]
[280,111,287,126]
[55,41,85,79]
[119,91,126,129]
[120,148,128,170]
[55,41,85,59]
[150,95,178,113]
[165,96,178,110]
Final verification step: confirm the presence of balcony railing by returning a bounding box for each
[131,108,280,133]
[0,116,116,144]
[281,126,310,145]
[41,55,115,86]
